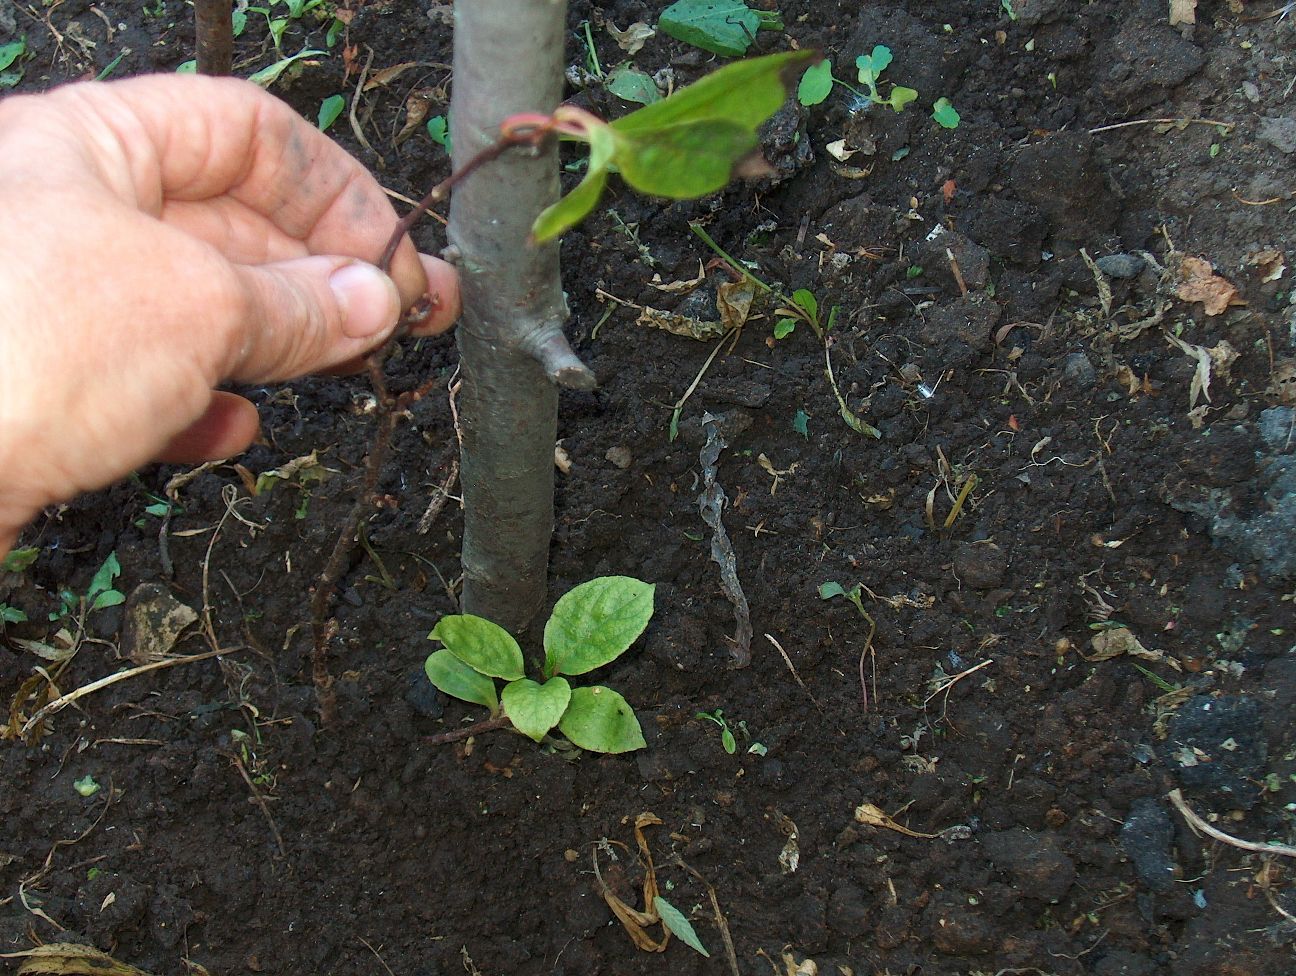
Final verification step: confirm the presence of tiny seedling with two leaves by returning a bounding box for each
[425,576,654,753]
[797,45,960,129]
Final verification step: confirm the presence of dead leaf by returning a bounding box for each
[854,802,941,839]
[772,811,800,874]
[396,87,439,144]
[592,813,671,953]
[362,61,420,91]
[715,279,755,332]
[0,943,158,976]
[941,178,957,204]
[554,444,572,475]
[1175,255,1243,316]
[825,139,858,162]
[1246,248,1287,283]
[636,307,727,341]
[1165,334,1236,410]
[607,21,655,54]
[1169,0,1197,25]
[648,260,706,294]
[254,451,334,495]
[1270,359,1296,406]
[1086,626,1164,663]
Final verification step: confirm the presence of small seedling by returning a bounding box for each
[426,115,451,153]
[855,47,918,112]
[820,580,869,616]
[658,0,781,58]
[774,288,823,340]
[696,709,737,753]
[0,37,29,88]
[425,576,654,753]
[931,97,960,129]
[49,552,125,623]
[73,775,100,797]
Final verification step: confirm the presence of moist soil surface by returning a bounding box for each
[4,2,1296,974]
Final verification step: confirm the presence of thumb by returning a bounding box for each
[223,256,402,383]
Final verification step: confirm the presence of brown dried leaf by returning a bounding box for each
[854,802,940,839]
[1246,248,1287,283]
[1086,626,1163,663]
[648,261,707,295]
[636,307,727,341]
[396,87,439,144]
[1176,255,1243,316]
[607,21,655,54]
[715,279,755,332]
[0,943,158,976]
[1169,0,1197,25]
[362,61,420,91]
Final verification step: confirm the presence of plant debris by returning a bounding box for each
[699,413,754,667]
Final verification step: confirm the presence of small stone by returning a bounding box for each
[1096,253,1145,278]
[1258,407,1295,454]
[403,667,445,719]
[1120,797,1177,892]
[122,583,199,665]
[1258,117,1296,155]
[605,446,633,469]
[1242,81,1260,103]
[953,542,1008,590]
[1062,351,1097,389]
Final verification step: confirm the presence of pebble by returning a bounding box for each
[1258,407,1295,453]
[604,445,633,469]
[1096,252,1145,278]
[1063,351,1098,389]
[1258,116,1296,155]
[403,667,445,719]
[1120,796,1177,893]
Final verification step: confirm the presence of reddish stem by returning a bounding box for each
[426,714,512,745]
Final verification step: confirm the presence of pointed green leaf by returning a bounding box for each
[819,581,848,600]
[317,93,346,131]
[654,896,711,956]
[544,576,655,677]
[502,677,571,742]
[797,59,834,106]
[605,63,661,105]
[773,318,796,340]
[90,590,125,612]
[532,123,615,243]
[792,288,818,321]
[1,547,39,573]
[558,686,646,753]
[424,649,499,713]
[429,614,524,680]
[888,86,918,112]
[247,48,325,88]
[658,0,759,58]
[612,120,757,199]
[613,50,816,136]
[87,552,121,603]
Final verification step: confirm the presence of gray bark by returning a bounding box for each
[447,0,593,633]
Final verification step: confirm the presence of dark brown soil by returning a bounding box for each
[3,1,1296,974]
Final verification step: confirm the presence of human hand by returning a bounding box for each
[0,74,460,555]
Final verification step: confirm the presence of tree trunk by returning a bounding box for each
[194,0,233,76]
[447,0,593,633]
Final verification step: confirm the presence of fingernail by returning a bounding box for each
[329,262,401,339]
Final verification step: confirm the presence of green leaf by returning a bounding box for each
[856,45,893,84]
[819,581,848,600]
[658,0,759,57]
[887,85,918,112]
[543,576,654,677]
[792,409,809,437]
[426,114,450,149]
[721,726,737,754]
[73,775,101,798]
[0,38,26,72]
[247,48,325,87]
[90,590,125,612]
[613,119,757,199]
[175,60,197,74]
[932,96,961,129]
[792,288,818,321]
[87,552,121,604]
[429,614,525,680]
[502,677,571,742]
[797,59,834,106]
[773,318,796,340]
[317,93,345,131]
[532,122,614,243]
[605,63,661,106]
[613,50,815,137]
[424,649,499,713]
[654,896,710,956]
[2,547,39,573]
[558,686,646,753]
[0,605,27,624]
